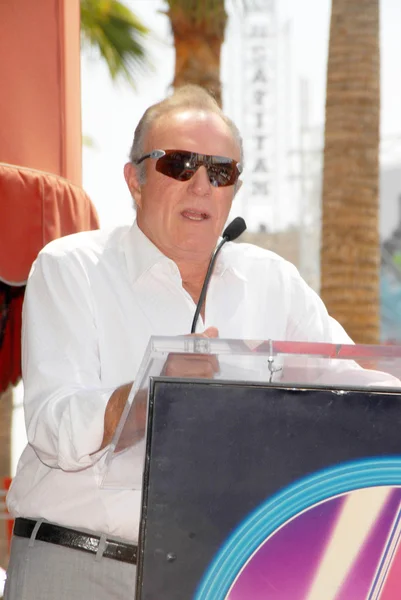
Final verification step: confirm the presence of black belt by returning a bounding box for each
[14,517,137,565]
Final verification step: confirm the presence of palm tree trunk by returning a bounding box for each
[166,1,227,106]
[320,0,380,344]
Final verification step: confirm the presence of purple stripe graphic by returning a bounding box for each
[227,488,401,600]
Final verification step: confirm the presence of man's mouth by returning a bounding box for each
[181,209,210,221]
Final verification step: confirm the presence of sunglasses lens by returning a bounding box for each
[207,163,236,187]
[156,151,195,181]
[156,151,239,187]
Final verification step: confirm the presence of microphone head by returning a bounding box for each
[222,216,247,242]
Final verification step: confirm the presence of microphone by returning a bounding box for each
[190,216,247,334]
[221,216,247,242]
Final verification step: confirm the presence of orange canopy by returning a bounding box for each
[0,162,99,286]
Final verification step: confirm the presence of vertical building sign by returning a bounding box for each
[242,0,277,230]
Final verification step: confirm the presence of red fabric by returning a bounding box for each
[0,162,99,285]
[0,285,24,391]
[2,477,13,548]
[0,163,100,392]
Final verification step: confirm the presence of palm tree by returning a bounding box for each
[165,0,228,106]
[80,0,150,86]
[320,0,380,345]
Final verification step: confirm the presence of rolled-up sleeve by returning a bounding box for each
[22,248,113,471]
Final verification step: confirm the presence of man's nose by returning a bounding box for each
[188,165,212,195]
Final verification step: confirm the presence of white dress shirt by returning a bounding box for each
[7,221,353,541]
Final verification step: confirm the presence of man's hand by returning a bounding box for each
[98,385,147,452]
[114,387,148,452]
[162,326,220,379]
[99,382,132,451]
[99,327,219,452]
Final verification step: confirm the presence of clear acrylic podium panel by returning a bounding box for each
[101,337,401,490]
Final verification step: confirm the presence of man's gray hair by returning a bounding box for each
[128,84,244,186]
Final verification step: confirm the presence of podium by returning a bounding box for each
[102,338,401,600]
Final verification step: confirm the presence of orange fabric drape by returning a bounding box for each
[0,2,101,392]
[0,0,82,185]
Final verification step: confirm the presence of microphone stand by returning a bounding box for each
[190,217,247,334]
[190,237,227,334]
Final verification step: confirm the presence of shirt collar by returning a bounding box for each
[215,243,248,282]
[122,220,247,284]
[122,221,175,284]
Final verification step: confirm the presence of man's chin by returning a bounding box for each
[176,236,217,257]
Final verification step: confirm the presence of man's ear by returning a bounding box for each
[124,162,142,209]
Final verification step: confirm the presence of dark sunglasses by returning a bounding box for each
[134,149,242,188]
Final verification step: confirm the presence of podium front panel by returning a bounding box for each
[136,379,401,600]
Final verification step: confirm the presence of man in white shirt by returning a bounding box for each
[5,85,353,599]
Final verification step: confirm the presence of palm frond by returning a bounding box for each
[82,134,97,149]
[80,0,150,87]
